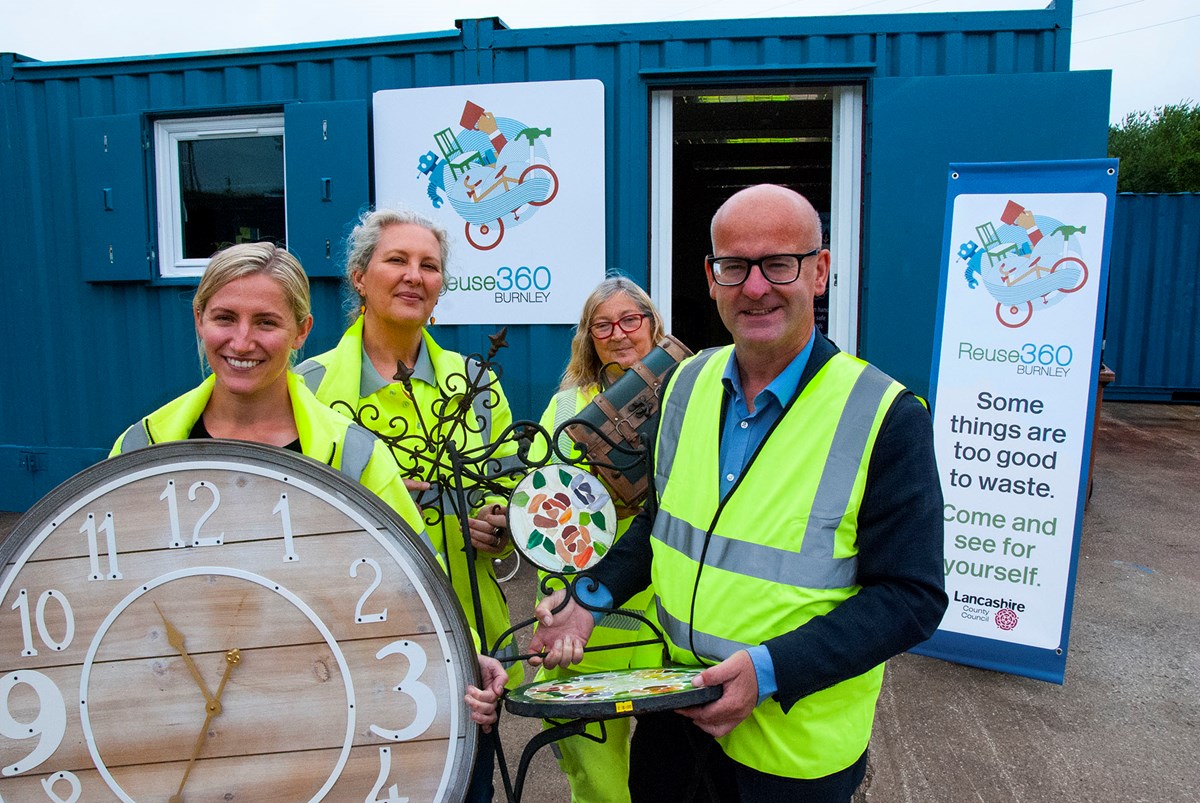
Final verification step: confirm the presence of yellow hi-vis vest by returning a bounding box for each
[650,345,905,779]
[296,318,523,679]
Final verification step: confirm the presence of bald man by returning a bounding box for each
[532,184,947,802]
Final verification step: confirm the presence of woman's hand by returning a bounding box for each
[465,654,508,732]
[468,503,510,555]
[402,477,431,495]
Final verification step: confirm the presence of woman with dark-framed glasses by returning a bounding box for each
[530,276,669,803]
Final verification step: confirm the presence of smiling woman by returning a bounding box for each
[108,242,427,537]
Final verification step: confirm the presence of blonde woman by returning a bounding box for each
[112,242,507,732]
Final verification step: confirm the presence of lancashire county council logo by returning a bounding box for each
[994,607,1020,631]
[956,199,1089,329]
[416,100,559,251]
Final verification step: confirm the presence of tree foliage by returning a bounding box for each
[1108,102,1200,193]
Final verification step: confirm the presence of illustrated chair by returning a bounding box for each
[434,127,485,179]
[976,221,1018,266]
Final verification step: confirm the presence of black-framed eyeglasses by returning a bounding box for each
[707,250,821,286]
[589,312,647,338]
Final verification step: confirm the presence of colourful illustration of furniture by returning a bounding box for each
[434,127,486,179]
[975,221,1019,266]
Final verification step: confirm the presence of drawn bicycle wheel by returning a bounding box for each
[465,218,504,251]
[519,164,559,207]
[1051,256,1088,293]
[996,301,1033,328]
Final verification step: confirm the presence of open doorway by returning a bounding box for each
[650,86,862,353]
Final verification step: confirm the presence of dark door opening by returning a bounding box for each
[669,90,834,352]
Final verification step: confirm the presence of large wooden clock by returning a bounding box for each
[0,441,478,802]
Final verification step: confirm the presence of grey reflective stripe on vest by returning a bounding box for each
[415,483,457,514]
[485,453,525,478]
[552,388,579,458]
[295,359,327,392]
[597,610,646,632]
[118,421,151,453]
[466,358,494,443]
[798,363,894,574]
[654,511,858,589]
[339,424,375,482]
[652,358,896,591]
[417,481,489,514]
[655,348,724,492]
[655,595,748,661]
[414,527,439,557]
[493,641,519,662]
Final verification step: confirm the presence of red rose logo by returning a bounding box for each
[994,608,1019,631]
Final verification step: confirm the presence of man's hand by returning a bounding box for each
[528,589,594,668]
[677,650,758,738]
[465,654,508,733]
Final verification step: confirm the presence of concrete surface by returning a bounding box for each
[856,401,1200,803]
[2,401,1197,801]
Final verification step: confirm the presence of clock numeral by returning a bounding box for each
[0,670,67,777]
[367,746,410,803]
[351,558,387,624]
[41,769,82,803]
[79,512,121,580]
[160,479,225,548]
[274,493,298,562]
[10,589,75,656]
[369,640,436,742]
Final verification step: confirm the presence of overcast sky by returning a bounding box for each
[4,0,1195,123]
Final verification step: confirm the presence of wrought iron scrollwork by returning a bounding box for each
[328,327,667,661]
[327,328,676,803]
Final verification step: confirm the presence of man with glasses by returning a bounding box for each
[532,184,946,802]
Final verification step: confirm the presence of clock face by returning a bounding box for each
[0,441,477,802]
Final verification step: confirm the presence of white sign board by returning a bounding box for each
[917,160,1117,682]
[373,79,606,324]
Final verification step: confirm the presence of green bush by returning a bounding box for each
[1108,101,1200,193]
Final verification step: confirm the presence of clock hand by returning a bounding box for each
[169,649,241,803]
[155,602,215,705]
[212,649,240,707]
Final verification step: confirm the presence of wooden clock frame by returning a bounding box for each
[0,440,478,802]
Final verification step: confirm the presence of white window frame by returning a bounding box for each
[827,85,863,353]
[153,113,286,278]
[649,86,863,354]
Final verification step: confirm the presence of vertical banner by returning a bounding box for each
[373,79,606,325]
[914,159,1118,683]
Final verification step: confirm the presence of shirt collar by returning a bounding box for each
[359,333,436,396]
[721,327,818,414]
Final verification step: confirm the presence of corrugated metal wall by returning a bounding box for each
[0,6,1080,508]
[1103,193,1200,402]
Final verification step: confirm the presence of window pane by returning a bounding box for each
[177,135,285,259]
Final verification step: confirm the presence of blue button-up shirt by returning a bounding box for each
[718,332,815,701]
[718,332,815,499]
[579,330,817,703]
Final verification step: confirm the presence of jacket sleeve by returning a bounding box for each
[590,488,656,606]
[763,392,948,711]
